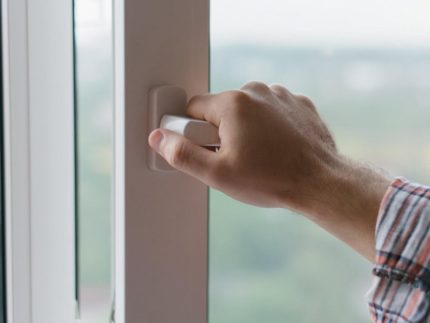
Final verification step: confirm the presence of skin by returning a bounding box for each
[148,81,391,262]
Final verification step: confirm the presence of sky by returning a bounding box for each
[211,0,430,48]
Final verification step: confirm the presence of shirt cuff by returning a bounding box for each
[368,177,430,322]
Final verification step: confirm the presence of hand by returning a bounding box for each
[148,81,390,261]
[149,81,337,208]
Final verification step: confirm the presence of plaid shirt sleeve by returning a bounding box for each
[367,178,430,323]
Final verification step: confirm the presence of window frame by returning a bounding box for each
[0,0,6,320]
[2,0,210,321]
[2,0,76,322]
[113,0,210,322]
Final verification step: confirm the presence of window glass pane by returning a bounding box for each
[75,0,114,322]
[209,1,430,322]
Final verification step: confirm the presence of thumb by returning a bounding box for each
[148,129,216,180]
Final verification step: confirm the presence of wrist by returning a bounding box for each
[295,153,391,261]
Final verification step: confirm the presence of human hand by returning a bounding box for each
[149,82,337,208]
[148,81,390,260]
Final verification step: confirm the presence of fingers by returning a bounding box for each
[187,81,274,125]
[186,82,303,127]
[241,81,270,94]
[186,90,250,126]
[270,84,292,97]
[242,82,293,99]
[295,94,318,114]
[148,128,217,182]
[186,93,222,126]
[269,84,317,115]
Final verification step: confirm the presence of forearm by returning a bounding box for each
[290,155,391,261]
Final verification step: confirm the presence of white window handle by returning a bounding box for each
[160,115,220,147]
[148,85,220,171]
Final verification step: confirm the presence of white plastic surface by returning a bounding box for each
[160,115,220,147]
[117,0,210,319]
[3,0,76,322]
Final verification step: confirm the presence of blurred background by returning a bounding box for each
[75,1,113,321]
[209,1,430,322]
[75,0,430,322]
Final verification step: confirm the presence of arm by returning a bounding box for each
[148,81,390,261]
[149,81,430,321]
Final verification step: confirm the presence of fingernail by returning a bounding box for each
[149,130,164,151]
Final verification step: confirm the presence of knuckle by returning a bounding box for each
[270,84,290,98]
[227,90,249,104]
[297,95,315,108]
[187,94,204,109]
[187,95,198,107]
[241,81,270,92]
[270,84,286,92]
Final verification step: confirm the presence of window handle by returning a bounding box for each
[160,115,220,147]
[148,85,220,171]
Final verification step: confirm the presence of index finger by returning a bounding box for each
[186,90,248,127]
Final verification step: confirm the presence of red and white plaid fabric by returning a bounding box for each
[368,178,430,322]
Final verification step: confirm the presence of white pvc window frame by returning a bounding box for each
[2,0,210,321]
[113,0,210,322]
[2,0,76,322]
